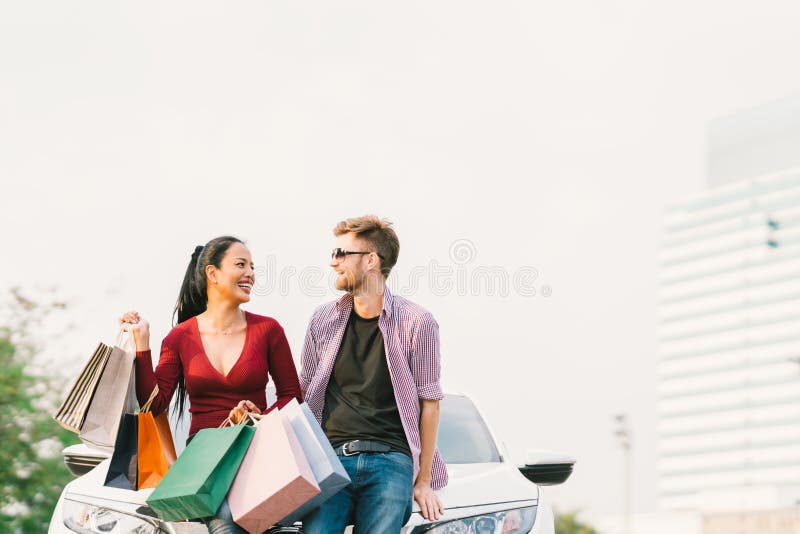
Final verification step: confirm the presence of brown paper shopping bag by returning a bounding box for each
[53,342,113,433]
[80,331,137,449]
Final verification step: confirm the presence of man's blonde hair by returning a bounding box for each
[334,215,400,278]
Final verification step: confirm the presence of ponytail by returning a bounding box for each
[171,236,244,419]
[174,245,208,325]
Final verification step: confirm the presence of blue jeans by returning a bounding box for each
[302,452,414,534]
[203,499,246,534]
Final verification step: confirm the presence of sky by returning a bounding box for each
[3,0,800,522]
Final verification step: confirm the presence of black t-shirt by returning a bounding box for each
[323,310,410,456]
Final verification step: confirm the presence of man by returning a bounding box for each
[300,215,447,533]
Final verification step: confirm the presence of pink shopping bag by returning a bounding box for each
[228,410,320,533]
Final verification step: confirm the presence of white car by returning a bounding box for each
[49,393,575,534]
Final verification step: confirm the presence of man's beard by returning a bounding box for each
[336,271,362,292]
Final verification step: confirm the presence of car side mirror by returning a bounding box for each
[518,449,576,486]
[62,444,110,477]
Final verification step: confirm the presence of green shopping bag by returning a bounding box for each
[146,422,255,521]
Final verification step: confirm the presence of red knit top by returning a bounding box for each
[134,311,302,438]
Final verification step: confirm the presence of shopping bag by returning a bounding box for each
[53,341,113,433]
[103,412,138,490]
[228,410,320,533]
[80,332,137,449]
[154,411,177,466]
[147,421,255,521]
[137,387,170,489]
[277,400,351,525]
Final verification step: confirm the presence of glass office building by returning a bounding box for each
[658,171,800,510]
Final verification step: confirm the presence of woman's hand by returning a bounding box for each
[118,310,150,352]
[228,400,261,424]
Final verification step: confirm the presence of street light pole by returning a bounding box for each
[614,414,632,534]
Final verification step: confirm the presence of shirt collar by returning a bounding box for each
[335,285,395,319]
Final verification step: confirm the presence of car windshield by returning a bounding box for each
[437,394,502,464]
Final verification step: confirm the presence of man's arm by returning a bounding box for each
[410,312,445,519]
[414,398,444,521]
[299,315,319,396]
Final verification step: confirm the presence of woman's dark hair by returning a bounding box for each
[171,235,244,418]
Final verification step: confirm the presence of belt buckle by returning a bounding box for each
[342,440,360,456]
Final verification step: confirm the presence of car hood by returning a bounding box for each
[414,461,538,512]
[65,459,538,516]
[65,459,153,506]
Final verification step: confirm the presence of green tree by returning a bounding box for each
[0,289,79,532]
[556,510,602,534]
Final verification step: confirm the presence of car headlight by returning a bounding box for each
[414,506,537,534]
[62,498,161,534]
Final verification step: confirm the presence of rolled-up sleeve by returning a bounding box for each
[299,314,320,396]
[134,333,181,415]
[411,313,443,401]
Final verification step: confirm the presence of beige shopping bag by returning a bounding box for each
[54,340,114,433]
[79,332,137,449]
[228,410,320,533]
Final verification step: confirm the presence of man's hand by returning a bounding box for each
[413,478,443,521]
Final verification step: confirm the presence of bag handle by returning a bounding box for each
[114,327,128,348]
[141,386,159,413]
[219,417,235,428]
[115,327,138,353]
[218,411,260,428]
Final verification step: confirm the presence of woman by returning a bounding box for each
[120,236,302,534]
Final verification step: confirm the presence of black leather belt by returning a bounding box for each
[336,440,391,456]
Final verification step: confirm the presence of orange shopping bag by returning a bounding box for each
[137,387,170,489]
[154,411,177,466]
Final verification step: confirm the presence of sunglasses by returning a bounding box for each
[331,248,384,260]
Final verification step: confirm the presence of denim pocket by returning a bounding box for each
[382,451,413,468]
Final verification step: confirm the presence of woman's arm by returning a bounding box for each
[134,339,182,415]
[266,322,303,411]
[120,311,181,414]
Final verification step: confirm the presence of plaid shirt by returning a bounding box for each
[300,286,448,490]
